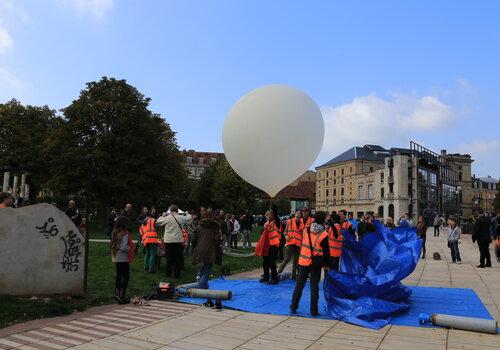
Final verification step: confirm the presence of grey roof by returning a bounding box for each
[478,176,499,184]
[318,146,385,168]
[364,144,387,152]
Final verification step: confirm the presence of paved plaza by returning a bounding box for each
[1,227,500,350]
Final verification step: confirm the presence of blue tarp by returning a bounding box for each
[178,279,492,328]
[323,221,422,328]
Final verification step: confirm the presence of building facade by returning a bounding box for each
[180,150,225,179]
[316,143,474,222]
[472,176,499,213]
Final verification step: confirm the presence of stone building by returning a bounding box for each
[472,175,499,213]
[180,150,225,179]
[316,143,474,222]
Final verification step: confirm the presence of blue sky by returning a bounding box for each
[1,0,499,176]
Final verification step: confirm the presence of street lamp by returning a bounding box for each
[455,186,462,225]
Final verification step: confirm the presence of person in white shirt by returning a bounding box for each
[156,205,192,278]
[230,215,240,249]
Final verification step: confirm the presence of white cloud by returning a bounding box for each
[60,0,114,19]
[0,27,13,53]
[0,67,24,89]
[456,139,500,177]
[457,139,500,156]
[318,93,455,164]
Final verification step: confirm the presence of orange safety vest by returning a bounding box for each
[327,223,343,257]
[298,229,328,266]
[141,217,158,245]
[265,221,281,247]
[285,219,302,247]
[301,217,314,229]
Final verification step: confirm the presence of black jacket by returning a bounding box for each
[65,207,81,226]
[221,220,234,236]
[473,216,492,244]
[241,214,254,230]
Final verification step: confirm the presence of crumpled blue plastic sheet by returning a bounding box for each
[323,221,422,329]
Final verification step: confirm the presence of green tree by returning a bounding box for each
[46,77,184,211]
[0,99,61,202]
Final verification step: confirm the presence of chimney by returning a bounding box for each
[441,150,447,157]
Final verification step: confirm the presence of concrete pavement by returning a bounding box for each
[1,227,500,349]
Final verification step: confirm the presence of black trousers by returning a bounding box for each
[478,242,492,266]
[421,236,426,258]
[434,226,440,236]
[115,262,129,290]
[230,234,238,248]
[263,246,278,281]
[291,264,322,314]
[329,257,340,271]
[165,242,184,278]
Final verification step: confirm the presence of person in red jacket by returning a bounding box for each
[259,206,281,284]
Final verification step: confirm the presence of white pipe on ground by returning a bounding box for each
[420,313,498,334]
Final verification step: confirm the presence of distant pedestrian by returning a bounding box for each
[417,215,427,259]
[121,203,134,235]
[221,214,233,247]
[347,212,358,232]
[65,200,81,227]
[357,215,375,240]
[230,214,240,249]
[192,210,222,289]
[433,215,441,237]
[104,208,117,239]
[135,206,149,254]
[385,217,396,229]
[111,216,133,304]
[472,213,492,268]
[184,211,198,255]
[0,192,14,209]
[156,205,192,278]
[241,210,254,248]
[492,211,500,262]
[447,218,461,264]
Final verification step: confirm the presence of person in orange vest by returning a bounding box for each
[141,213,159,273]
[301,207,314,229]
[259,206,281,284]
[277,210,303,279]
[325,212,342,270]
[339,209,355,240]
[290,211,330,316]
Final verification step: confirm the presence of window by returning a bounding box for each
[326,189,329,198]
[381,188,385,198]
[369,167,373,172]
[333,179,336,185]
[186,157,193,164]
[458,172,462,181]
[211,157,217,163]
[326,180,329,186]
[350,167,353,173]
[408,184,412,196]
[199,157,205,165]
[430,172,437,186]
[389,183,394,193]
[341,168,344,175]
[341,188,344,196]
[459,165,462,170]
[333,188,336,196]
[188,167,196,176]
[357,185,363,200]
[326,171,329,178]
[341,178,344,184]
[334,170,336,177]
[381,173,384,181]
[368,184,373,199]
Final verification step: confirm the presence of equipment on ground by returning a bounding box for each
[156,282,176,299]
[278,271,291,281]
[419,313,498,334]
[185,288,232,300]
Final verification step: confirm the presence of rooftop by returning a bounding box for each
[317,146,386,168]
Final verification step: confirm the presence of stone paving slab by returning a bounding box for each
[1,227,500,349]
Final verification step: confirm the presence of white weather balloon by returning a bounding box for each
[222,84,324,197]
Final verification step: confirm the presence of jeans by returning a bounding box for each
[291,264,322,314]
[165,242,184,278]
[198,263,212,289]
[230,234,238,248]
[277,245,300,277]
[262,246,278,281]
[478,242,492,266]
[144,244,157,271]
[243,229,252,248]
[115,262,129,290]
[448,240,461,262]
[434,226,440,237]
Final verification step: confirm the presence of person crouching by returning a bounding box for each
[290,211,330,316]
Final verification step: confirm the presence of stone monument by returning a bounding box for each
[0,203,86,296]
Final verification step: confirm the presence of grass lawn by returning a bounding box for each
[0,232,263,329]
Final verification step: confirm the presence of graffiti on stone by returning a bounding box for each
[61,230,82,272]
[35,217,59,239]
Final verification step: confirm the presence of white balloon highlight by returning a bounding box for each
[222,84,324,197]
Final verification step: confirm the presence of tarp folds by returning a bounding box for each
[324,221,422,329]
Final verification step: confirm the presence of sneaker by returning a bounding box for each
[476,265,485,268]
[203,299,214,307]
[259,278,269,283]
[457,261,462,264]
[214,300,222,311]
[290,308,297,314]
[311,311,320,317]
[485,264,492,268]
